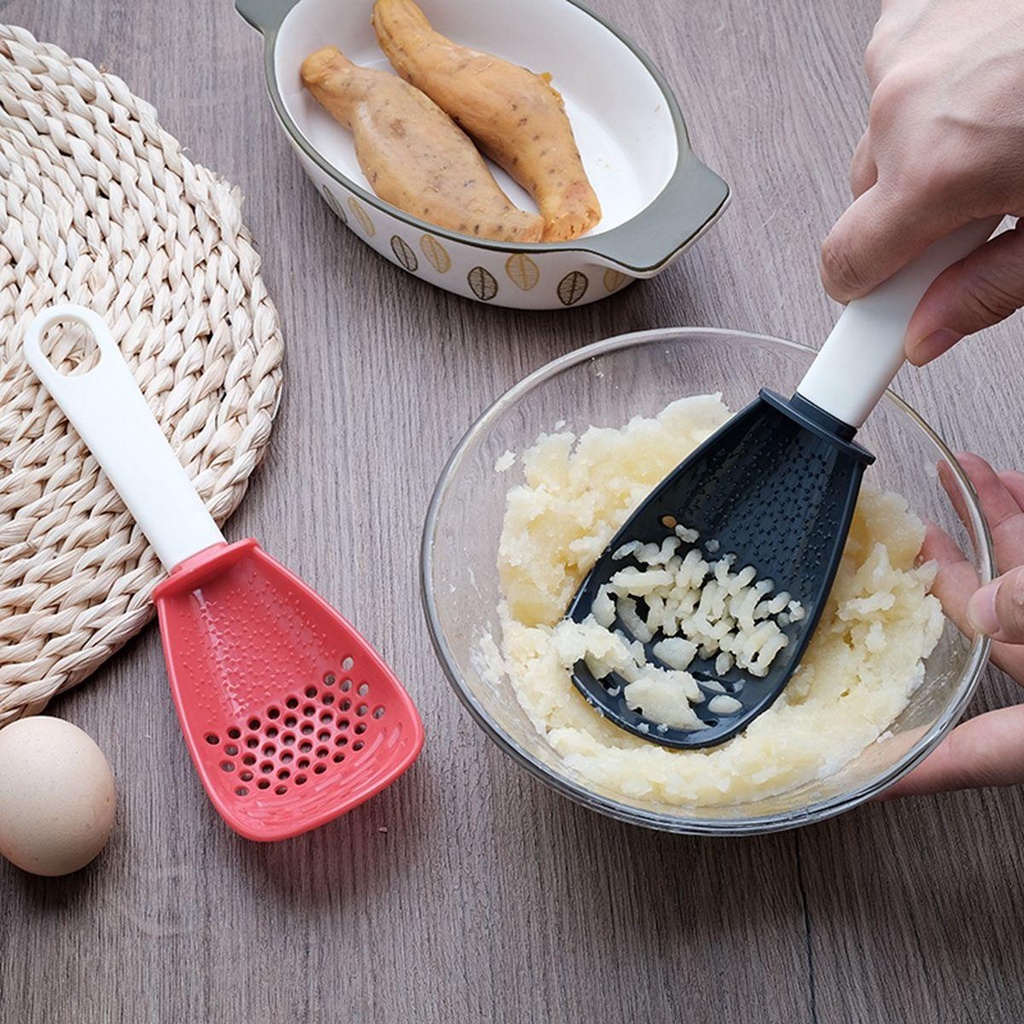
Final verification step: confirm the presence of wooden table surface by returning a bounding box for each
[2,1,1022,1021]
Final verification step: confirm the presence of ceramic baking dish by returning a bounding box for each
[236,0,730,309]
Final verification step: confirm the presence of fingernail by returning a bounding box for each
[966,582,1001,637]
[911,329,961,366]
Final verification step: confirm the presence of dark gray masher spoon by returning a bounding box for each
[568,220,997,748]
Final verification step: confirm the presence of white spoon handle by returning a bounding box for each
[797,218,1001,429]
[24,305,225,570]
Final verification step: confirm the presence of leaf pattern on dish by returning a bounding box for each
[468,266,499,301]
[420,234,452,273]
[505,253,541,291]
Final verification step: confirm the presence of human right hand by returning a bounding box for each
[820,0,1024,366]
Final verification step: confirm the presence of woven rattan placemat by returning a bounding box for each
[0,26,285,723]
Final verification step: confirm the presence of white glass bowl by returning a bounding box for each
[421,328,993,834]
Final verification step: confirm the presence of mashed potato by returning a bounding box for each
[495,395,944,806]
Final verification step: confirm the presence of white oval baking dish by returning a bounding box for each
[236,0,730,309]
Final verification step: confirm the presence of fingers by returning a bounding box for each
[921,523,1024,681]
[955,452,1024,557]
[881,455,1024,801]
[956,452,1024,664]
[920,520,976,626]
[820,183,950,302]
[905,221,1024,364]
[926,455,1024,679]
[877,704,1024,798]
[967,566,1024,644]
[998,468,1024,508]
[937,458,975,550]
[995,468,1024,507]
[849,130,877,198]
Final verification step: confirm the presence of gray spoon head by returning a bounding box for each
[566,389,874,748]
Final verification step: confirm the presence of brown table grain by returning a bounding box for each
[2,1,1022,1021]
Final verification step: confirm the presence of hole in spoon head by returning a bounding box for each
[221,679,378,783]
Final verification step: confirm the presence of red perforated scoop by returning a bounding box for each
[25,306,424,841]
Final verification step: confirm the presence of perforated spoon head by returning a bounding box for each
[567,391,873,749]
[154,540,424,841]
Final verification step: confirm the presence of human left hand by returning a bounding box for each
[881,452,1024,796]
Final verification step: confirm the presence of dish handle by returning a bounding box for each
[235,0,300,34]
[582,149,729,275]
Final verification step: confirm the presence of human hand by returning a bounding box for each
[882,453,1024,797]
[820,0,1024,366]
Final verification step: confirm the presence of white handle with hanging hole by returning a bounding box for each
[23,305,226,570]
[797,218,1002,429]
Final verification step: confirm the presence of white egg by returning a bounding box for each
[0,716,116,876]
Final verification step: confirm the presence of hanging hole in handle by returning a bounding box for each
[37,317,102,377]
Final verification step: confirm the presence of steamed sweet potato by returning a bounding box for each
[371,0,601,242]
[300,46,544,242]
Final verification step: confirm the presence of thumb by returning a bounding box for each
[877,705,1024,799]
[906,221,1024,365]
[820,184,946,302]
[966,564,1024,643]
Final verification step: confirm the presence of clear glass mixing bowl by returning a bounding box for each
[421,328,993,834]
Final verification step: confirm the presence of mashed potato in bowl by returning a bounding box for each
[494,394,944,807]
